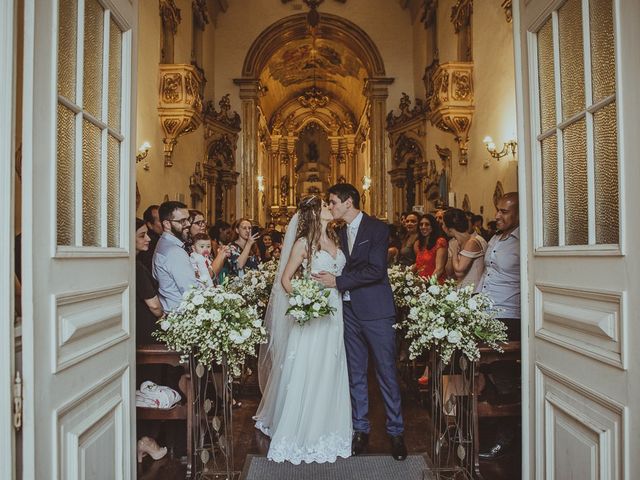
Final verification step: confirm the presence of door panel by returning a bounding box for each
[21,0,137,478]
[514,0,640,478]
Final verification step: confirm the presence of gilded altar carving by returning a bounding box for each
[158,64,205,167]
[420,0,438,28]
[297,86,330,111]
[427,62,474,165]
[502,0,513,23]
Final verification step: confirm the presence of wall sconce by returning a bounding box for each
[483,136,517,161]
[136,141,151,170]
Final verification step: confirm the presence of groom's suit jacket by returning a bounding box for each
[335,213,396,321]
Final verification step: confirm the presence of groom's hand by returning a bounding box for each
[312,271,336,288]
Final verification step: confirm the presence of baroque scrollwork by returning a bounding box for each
[158,64,205,167]
[204,94,241,131]
[192,0,210,30]
[450,0,473,34]
[502,0,513,23]
[160,0,181,34]
[420,0,438,28]
[427,62,474,165]
[297,86,330,111]
[386,93,428,130]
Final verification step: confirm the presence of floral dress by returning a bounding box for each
[226,242,260,278]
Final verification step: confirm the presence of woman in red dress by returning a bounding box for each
[413,213,448,284]
[413,214,448,385]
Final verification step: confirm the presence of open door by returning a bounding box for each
[514,0,640,478]
[21,0,138,478]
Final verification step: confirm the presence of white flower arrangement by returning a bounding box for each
[397,276,508,363]
[226,259,279,316]
[286,277,336,326]
[153,285,268,376]
[387,264,428,310]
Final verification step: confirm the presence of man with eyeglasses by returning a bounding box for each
[152,201,198,312]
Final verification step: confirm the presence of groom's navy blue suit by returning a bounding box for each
[336,212,404,436]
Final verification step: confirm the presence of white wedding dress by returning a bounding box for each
[255,248,352,464]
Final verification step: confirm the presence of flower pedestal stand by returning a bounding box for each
[189,356,239,479]
[427,349,478,480]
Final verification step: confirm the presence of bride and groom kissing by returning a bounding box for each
[254,183,407,465]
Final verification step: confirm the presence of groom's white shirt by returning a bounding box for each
[343,210,363,301]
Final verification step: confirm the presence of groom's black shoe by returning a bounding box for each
[390,435,408,461]
[352,432,369,456]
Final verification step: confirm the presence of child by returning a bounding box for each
[190,233,214,288]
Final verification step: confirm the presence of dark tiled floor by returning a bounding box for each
[137,367,520,479]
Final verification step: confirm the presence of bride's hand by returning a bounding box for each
[312,271,336,288]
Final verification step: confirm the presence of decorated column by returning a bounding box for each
[234,78,260,220]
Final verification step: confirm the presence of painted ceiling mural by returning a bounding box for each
[265,41,364,87]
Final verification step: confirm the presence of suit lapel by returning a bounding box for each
[351,213,370,257]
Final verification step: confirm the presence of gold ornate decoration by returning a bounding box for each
[450,0,473,34]
[203,94,241,131]
[160,0,181,34]
[297,86,330,111]
[502,0,513,23]
[158,64,204,167]
[427,62,474,165]
[386,93,427,130]
[192,0,209,30]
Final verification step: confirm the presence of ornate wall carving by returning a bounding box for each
[203,95,242,222]
[158,64,205,167]
[426,62,474,165]
[192,0,209,29]
[451,0,473,61]
[502,0,513,23]
[160,0,181,63]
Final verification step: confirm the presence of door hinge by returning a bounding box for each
[13,371,22,431]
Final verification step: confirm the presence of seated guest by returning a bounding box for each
[140,205,162,271]
[135,218,169,462]
[153,201,198,311]
[227,218,260,278]
[476,192,521,459]
[136,218,163,343]
[443,208,488,289]
[413,214,448,283]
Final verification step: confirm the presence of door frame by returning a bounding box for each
[0,0,17,479]
[512,1,532,478]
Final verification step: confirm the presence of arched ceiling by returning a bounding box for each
[259,37,368,128]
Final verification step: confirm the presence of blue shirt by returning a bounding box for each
[476,227,520,319]
[152,232,198,312]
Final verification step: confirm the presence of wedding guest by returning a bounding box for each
[387,224,401,265]
[140,205,162,270]
[476,192,521,460]
[227,218,260,278]
[258,233,278,262]
[397,212,419,266]
[152,201,198,311]
[443,209,488,288]
[413,214,448,283]
[136,218,164,343]
[209,220,232,246]
[135,217,171,462]
[486,220,498,238]
[183,209,206,253]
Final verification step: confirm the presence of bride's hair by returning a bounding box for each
[296,195,340,261]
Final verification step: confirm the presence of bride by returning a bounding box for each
[254,195,352,464]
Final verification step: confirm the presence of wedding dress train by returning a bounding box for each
[255,249,352,464]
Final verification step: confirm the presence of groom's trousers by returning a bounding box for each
[343,301,404,437]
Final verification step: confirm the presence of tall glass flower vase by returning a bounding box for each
[189,355,237,479]
[427,349,477,480]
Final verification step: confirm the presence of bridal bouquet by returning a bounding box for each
[153,285,268,375]
[398,277,508,363]
[227,259,279,315]
[387,264,428,310]
[286,277,336,326]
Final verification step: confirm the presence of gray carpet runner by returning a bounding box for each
[241,454,432,480]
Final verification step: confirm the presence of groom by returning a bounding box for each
[313,183,407,461]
